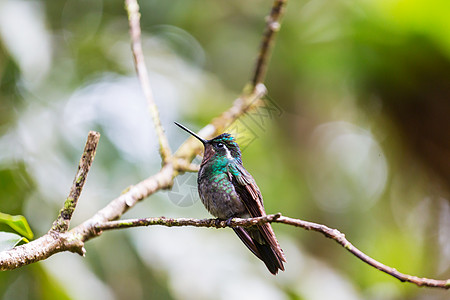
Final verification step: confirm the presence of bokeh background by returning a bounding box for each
[1,0,450,299]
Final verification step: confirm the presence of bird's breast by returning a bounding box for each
[198,171,248,219]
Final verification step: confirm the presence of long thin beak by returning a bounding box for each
[174,122,207,144]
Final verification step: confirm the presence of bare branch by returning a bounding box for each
[0,231,84,271]
[251,0,288,88]
[95,214,450,290]
[125,0,172,163]
[51,131,100,232]
[173,159,200,173]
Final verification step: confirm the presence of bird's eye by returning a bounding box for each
[216,142,224,148]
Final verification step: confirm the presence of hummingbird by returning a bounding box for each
[175,122,286,274]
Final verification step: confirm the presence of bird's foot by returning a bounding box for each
[215,218,224,228]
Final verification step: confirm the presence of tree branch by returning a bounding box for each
[51,131,100,232]
[125,0,172,163]
[0,231,84,271]
[251,0,287,88]
[95,214,450,289]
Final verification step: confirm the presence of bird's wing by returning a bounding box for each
[228,163,286,262]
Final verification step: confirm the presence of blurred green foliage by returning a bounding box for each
[0,0,449,299]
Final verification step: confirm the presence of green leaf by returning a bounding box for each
[0,212,34,239]
[0,232,28,252]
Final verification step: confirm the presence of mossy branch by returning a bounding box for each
[51,131,100,232]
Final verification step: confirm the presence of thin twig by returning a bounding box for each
[51,131,100,232]
[251,0,287,88]
[95,214,450,289]
[125,0,172,163]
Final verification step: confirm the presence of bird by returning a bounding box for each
[175,122,286,274]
